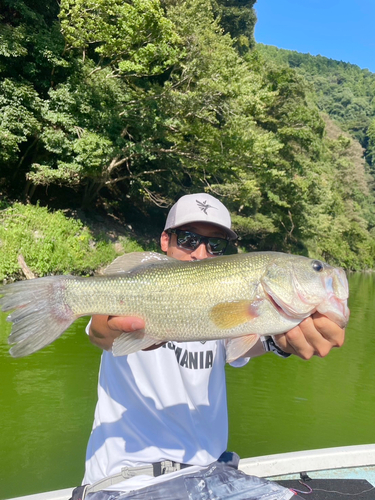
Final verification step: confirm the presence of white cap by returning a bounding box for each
[164,193,237,240]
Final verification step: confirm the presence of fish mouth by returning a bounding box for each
[316,296,350,328]
[264,292,285,314]
[264,278,350,328]
[264,290,311,321]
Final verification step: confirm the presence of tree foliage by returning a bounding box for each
[257,44,375,165]
[211,0,257,54]
[1,0,375,272]
[60,0,181,76]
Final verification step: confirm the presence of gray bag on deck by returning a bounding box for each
[71,453,295,500]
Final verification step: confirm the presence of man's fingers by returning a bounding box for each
[274,314,346,360]
[275,320,319,359]
[106,316,165,351]
[309,312,346,347]
[107,316,145,333]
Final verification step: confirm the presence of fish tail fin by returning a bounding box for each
[0,276,75,357]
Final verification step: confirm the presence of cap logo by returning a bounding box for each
[196,199,218,215]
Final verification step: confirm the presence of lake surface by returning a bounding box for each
[1,272,374,499]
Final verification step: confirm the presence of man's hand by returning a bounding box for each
[89,315,145,351]
[274,312,346,360]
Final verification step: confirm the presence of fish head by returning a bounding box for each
[261,255,349,328]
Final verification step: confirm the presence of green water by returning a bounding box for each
[1,273,374,499]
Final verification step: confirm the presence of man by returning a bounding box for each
[78,193,345,500]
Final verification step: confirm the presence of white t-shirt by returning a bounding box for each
[83,337,249,492]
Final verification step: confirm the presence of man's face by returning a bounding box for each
[160,222,228,261]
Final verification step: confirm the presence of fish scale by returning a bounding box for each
[0,251,349,359]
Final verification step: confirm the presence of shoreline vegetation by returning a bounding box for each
[1,0,375,275]
[0,202,154,283]
[0,201,373,284]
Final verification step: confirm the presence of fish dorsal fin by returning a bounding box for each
[103,252,173,275]
[210,300,260,329]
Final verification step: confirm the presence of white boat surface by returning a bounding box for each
[6,443,375,500]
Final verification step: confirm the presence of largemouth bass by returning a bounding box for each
[0,251,349,361]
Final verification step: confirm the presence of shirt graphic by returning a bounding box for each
[163,341,213,369]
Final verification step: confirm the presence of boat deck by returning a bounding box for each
[239,444,375,499]
[6,444,375,500]
[277,477,375,499]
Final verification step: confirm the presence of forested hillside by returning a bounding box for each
[257,44,375,169]
[1,0,375,276]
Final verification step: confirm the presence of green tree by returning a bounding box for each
[211,0,257,54]
[60,0,181,77]
[257,44,375,162]
[366,118,375,168]
[1,0,375,270]
[26,0,277,210]
[0,0,71,196]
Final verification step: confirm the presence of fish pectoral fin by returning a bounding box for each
[226,334,259,363]
[102,252,174,275]
[210,300,259,329]
[112,330,160,356]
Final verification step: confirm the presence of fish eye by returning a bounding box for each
[312,260,324,272]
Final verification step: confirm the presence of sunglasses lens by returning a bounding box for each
[176,231,198,249]
[207,238,228,255]
[175,230,227,255]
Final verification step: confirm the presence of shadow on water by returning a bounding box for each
[1,273,375,498]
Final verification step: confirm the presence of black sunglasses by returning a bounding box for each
[168,229,229,255]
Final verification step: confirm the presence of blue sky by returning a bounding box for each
[254,0,375,73]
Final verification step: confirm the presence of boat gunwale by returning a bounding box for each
[6,444,375,500]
